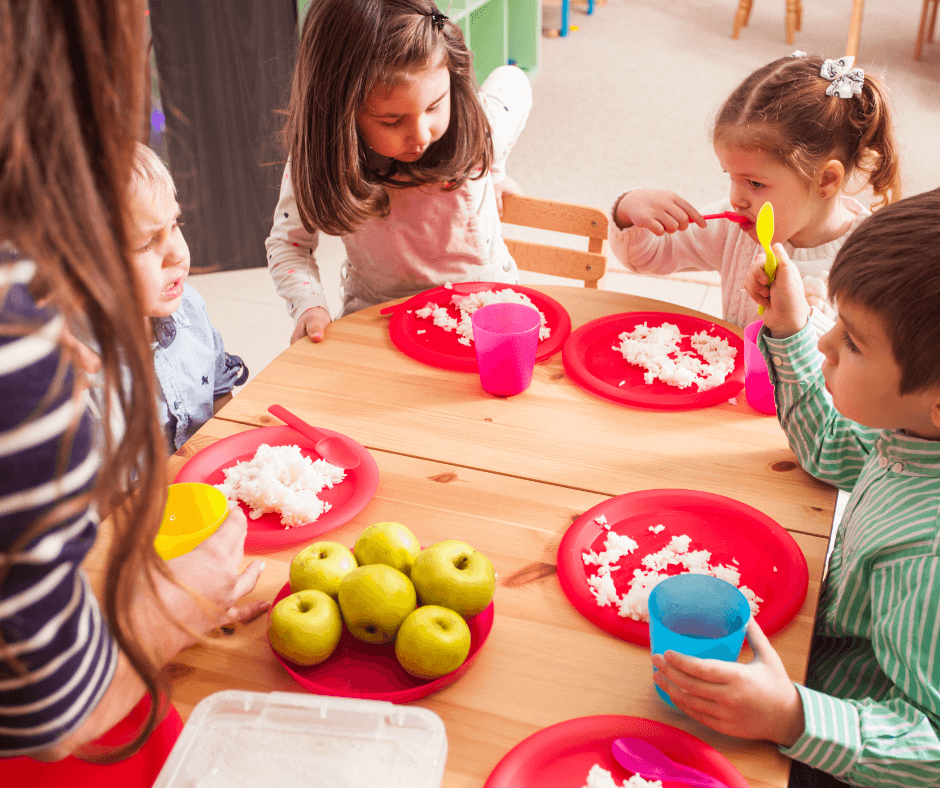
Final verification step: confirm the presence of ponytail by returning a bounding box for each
[714,54,901,206]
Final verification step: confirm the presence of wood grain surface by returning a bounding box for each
[87,286,837,787]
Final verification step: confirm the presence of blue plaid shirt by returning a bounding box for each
[153,284,247,451]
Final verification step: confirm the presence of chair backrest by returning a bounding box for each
[500,194,608,288]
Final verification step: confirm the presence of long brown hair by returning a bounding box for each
[283,0,492,236]
[0,0,170,759]
[713,54,901,208]
[828,187,940,394]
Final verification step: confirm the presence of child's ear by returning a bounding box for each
[817,160,846,199]
[930,392,940,432]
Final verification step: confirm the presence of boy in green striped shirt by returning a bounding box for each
[652,188,940,788]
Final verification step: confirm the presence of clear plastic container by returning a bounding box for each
[153,690,448,788]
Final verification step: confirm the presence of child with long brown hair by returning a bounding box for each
[0,0,265,774]
[267,0,532,343]
[609,53,900,333]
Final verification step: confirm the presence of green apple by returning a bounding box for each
[395,605,472,680]
[289,541,357,598]
[268,589,343,666]
[410,540,495,618]
[353,521,421,576]
[337,564,417,644]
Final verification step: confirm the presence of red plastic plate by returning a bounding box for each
[557,489,807,646]
[562,311,744,410]
[387,283,571,371]
[269,581,494,703]
[484,714,750,788]
[174,426,379,550]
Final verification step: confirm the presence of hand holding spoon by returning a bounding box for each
[755,202,776,315]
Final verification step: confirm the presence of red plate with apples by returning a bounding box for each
[384,282,571,371]
[483,715,749,788]
[173,426,379,550]
[268,581,494,703]
[562,311,744,410]
[556,489,807,646]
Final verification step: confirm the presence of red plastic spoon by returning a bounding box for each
[267,404,361,470]
[702,212,749,225]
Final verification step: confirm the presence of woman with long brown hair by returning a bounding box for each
[0,0,265,772]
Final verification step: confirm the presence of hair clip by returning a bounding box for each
[820,56,864,98]
[788,50,807,58]
[429,12,448,31]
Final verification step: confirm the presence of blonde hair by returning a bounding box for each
[714,55,901,207]
[131,141,177,198]
[282,0,492,236]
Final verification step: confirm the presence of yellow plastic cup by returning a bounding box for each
[155,483,229,560]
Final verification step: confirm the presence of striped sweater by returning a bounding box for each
[0,257,117,756]
[760,322,940,788]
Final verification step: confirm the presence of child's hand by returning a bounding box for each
[614,189,707,235]
[652,618,805,747]
[744,244,810,338]
[292,306,332,344]
[494,176,523,215]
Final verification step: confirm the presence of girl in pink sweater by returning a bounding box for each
[267,0,531,344]
[610,54,900,332]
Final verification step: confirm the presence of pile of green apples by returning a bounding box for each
[268,521,495,680]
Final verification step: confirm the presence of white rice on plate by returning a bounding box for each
[583,529,763,622]
[215,444,346,528]
[612,322,736,391]
[583,764,662,788]
[413,288,550,346]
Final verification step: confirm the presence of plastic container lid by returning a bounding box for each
[152,690,448,788]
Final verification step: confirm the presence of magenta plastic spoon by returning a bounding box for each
[379,282,483,315]
[611,737,731,788]
[702,212,749,225]
[267,404,361,470]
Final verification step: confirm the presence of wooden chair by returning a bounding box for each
[500,194,608,288]
[916,0,939,60]
[732,0,802,45]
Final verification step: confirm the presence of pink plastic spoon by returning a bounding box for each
[611,737,731,788]
[702,212,750,225]
[267,404,361,470]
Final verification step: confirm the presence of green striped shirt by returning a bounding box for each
[760,323,940,788]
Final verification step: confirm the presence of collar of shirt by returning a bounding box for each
[874,430,940,478]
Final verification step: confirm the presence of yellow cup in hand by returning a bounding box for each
[155,482,229,560]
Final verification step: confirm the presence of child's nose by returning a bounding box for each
[817,327,838,363]
[730,183,750,211]
[408,118,432,148]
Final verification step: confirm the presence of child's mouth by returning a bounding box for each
[163,278,185,298]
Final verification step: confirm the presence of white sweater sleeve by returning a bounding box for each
[479,65,532,185]
[607,193,731,275]
[264,161,330,323]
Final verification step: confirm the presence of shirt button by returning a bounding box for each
[503,259,512,272]
[892,463,903,473]
[173,400,180,409]
[878,456,888,468]
[772,356,782,365]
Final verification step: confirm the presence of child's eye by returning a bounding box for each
[134,240,154,254]
[174,221,185,231]
[748,180,764,189]
[380,118,402,128]
[842,331,860,352]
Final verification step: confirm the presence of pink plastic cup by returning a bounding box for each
[471,302,541,396]
[744,320,776,415]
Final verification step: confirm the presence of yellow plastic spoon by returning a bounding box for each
[756,201,776,316]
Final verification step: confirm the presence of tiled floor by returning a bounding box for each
[191,242,723,386]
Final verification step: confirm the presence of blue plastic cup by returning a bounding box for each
[648,574,751,707]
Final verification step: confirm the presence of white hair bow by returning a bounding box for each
[820,56,864,98]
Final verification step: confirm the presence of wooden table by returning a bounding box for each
[162,286,836,788]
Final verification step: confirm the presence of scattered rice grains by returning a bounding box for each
[613,321,736,391]
[414,288,550,346]
[582,526,763,622]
